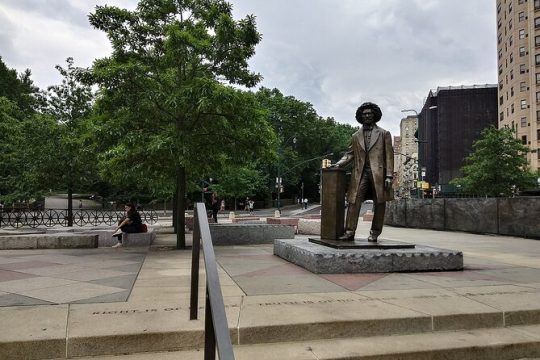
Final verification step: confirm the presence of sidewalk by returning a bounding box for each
[1,221,540,359]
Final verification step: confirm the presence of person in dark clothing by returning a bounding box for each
[211,192,220,223]
[112,203,142,248]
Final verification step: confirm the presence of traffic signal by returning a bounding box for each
[321,159,331,168]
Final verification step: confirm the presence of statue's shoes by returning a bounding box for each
[338,232,355,241]
[367,235,378,242]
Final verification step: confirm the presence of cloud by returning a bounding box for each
[231,0,497,136]
[0,0,497,138]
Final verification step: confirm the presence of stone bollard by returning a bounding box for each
[274,210,281,218]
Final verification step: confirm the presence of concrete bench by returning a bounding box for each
[209,224,295,246]
[297,218,321,235]
[0,233,98,249]
[122,229,156,247]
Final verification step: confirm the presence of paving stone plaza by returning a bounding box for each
[1,214,540,359]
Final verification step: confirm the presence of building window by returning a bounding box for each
[510,35,513,46]
[500,81,504,90]
[510,69,514,80]
[509,3,513,13]
[500,112,504,121]
[511,87,514,97]
[520,46,526,56]
[498,34,502,44]
[521,117,528,127]
[519,29,526,39]
[512,103,515,113]
[521,99,528,109]
[536,0,540,10]
[536,35,540,47]
[499,65,503,75]
[536,17,540,28]
[537,129,540,140]
[520,64,526,73]
[522,135,527,144]
[519,12,525,21]
[537,110,540,121]
[509,19,513,30]
[519,0,524,5]
[500,96,504,105]
[537,73,540,84]
[537,91,540,103]
[536,54,540,65]
[499,49,503,59]
[521,81,527,91]
[510,53,514,63]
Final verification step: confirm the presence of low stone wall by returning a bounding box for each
[385,197,540,238]
[267,217,299,233]
[232,217,261,223]
[209,224,295,246]
[0,233,98,249]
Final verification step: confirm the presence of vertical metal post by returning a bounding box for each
[190,207,201,320]
[204,288,216,360]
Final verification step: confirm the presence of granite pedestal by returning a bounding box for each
[274,238,463,273]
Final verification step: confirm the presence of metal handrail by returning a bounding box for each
[190,202,235,360]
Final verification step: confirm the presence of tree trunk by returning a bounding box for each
[175,165,186,249]
[67,186,73,227]
[172,190,178,234]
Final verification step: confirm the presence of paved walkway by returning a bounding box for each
[1,220,540,359]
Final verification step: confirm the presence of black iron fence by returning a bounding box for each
[0,209,158,228]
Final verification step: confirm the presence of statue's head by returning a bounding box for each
[355,102,382,124]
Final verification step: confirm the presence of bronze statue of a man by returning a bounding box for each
[333,102,394,242]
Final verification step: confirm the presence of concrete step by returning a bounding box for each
[5,287,540,359]
[58,324,540,360]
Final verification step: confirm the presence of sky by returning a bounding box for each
[0,0,497,136]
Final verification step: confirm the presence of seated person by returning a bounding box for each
[112,203,142,248]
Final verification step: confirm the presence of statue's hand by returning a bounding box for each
[384,177,393,188]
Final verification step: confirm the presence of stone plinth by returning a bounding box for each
[274,238,463,274]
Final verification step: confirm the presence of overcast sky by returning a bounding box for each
[0,0,497,136]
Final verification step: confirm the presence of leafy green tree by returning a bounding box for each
[209,163,267,210]
[255,88,355,202]
[38,58,96,225]
[451,126,536,196]
[0,56,38,115]
[87,0,274,247]
[0,57,45,205]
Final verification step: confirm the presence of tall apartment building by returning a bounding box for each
[419,85,498,190]
[396,116,418,198]
[497,0,540,171]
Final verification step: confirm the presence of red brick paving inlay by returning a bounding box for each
[0,261,62,271]
[320,273,388,291]
[0,269,38,282]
